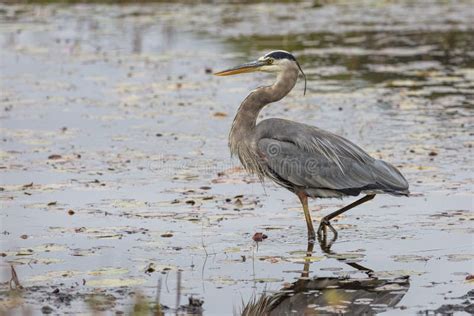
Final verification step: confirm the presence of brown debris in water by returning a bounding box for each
[213,112,227,118]
[22,182,33,189]
[252,233,268,242]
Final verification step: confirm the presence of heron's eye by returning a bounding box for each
[267,58,274,65]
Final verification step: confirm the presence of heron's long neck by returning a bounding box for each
[229,68,298,155]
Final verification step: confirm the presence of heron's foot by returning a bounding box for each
[317,217,338,240]
[317,230,337,253]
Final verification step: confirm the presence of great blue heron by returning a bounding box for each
[215,50,409,241]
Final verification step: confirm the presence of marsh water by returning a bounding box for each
[0,1,473,315]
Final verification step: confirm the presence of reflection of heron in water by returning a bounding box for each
[241,240,410,315]
[215,51,409,241]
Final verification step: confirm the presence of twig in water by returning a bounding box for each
[252,245,256,289]
[201,217,208,257]
[165,271,170,293]
[155,277,163,316]
[156,276,162,303]
[200,217,211,293]
[9,265,22,290]
[201,255,208,293]
[176,270,182,313]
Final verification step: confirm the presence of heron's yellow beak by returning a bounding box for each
[214,60,267,76]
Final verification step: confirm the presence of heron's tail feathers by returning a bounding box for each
[371,160,409,196]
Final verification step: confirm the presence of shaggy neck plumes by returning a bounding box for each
[229,67,299,158]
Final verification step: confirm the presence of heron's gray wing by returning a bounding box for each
[256,118,374,168]
[256,119,409,194]
[258,138,375,190]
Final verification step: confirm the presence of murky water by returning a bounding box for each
[0,1,473,315]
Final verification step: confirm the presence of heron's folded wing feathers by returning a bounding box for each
[256,119,374,167]
[258,138,376,190]
[255,119,409,193]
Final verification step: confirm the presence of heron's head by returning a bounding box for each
[215,50,306,94]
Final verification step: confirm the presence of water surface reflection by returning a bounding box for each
[243,240,410,315]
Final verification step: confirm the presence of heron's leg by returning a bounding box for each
[297,192,315,241]
[317,194,376,239]
[318,235,373,277]
[301,241,315,278]
[317,231,337,253]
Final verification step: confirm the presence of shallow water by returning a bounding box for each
[0,1,473,315]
